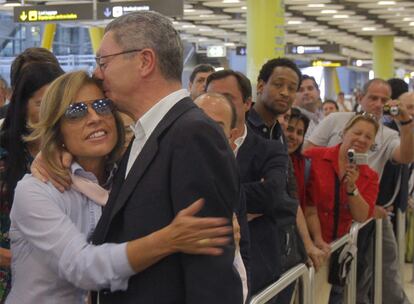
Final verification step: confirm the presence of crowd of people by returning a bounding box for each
[0,10,412,304]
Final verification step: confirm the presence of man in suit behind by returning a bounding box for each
[205,70,299,299]
[92,11,243,303]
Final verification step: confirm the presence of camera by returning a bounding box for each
[383,104,399,116]
[347,149,368,165]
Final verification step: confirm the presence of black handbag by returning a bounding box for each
[328,175,356,286]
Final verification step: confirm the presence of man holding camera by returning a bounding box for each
[304,78,412,304]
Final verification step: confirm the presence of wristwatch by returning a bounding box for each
[399,118,413,126]
[347,187,359,196]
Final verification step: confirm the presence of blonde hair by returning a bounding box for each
[343,113,379,135]
[27,70,125,179]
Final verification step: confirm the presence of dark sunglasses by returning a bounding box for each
[64,98,115,121]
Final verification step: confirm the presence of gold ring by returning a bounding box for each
[197,238,210,245]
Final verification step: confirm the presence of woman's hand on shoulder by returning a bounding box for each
[30,151,72,192]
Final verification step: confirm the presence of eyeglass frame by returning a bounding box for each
[63,98,115,121]
[95,49,143,70]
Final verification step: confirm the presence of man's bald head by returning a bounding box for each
[399,92,414,118]
[194,92,236,139]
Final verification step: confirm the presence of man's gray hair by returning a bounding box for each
[105,11,183,81]
[362,78,391,96]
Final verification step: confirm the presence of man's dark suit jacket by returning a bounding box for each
[92,98,243,304]
[236,127,298,295]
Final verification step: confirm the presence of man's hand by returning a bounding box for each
[31,151,73,192]
[388,100,412,123]
[165,199,233,256]
[0,248,11,267]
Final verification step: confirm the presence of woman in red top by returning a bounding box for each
[304,114,379,247]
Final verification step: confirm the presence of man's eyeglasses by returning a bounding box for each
[95,49,142,70]
[64,98,114,121]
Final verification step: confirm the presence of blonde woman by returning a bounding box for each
[7,71,232,304]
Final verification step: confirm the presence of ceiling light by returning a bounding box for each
[182,24,196,28]
[184,9,195,13]
[410,22,414,26]
[403,17,414,21]
[222,0,240,3]
[333,15,349,18]
[378,1,396,5]
[362,27,376,31]
[321,10,337,14]
[287,20,302,25]
[308,4,325,7]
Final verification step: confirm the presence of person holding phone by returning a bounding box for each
[304,113,379,247]
[303,113,380,303]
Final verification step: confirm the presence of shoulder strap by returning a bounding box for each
[332,175,341,240]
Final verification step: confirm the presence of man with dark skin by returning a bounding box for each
[247,58,330,267]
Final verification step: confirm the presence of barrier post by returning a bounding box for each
[344,223,360,304]
[374,219,383,304]
[308,266,315,304]
[396,209,406,276]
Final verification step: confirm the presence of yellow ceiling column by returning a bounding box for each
[246,0,285,86]
[89,27,105,54]
[373,35,394,79]
[41,24,56,51]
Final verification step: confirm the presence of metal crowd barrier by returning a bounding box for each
[249,264,310,304]
[249,218,384,304]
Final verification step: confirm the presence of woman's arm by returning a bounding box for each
[11,179,232,292]
[304,206,330,256]
[343,164,371,222]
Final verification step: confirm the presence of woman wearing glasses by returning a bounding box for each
[6,71,232,303]
[303,113,380,303]
[0,63,64,302]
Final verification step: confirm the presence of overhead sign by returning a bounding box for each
[14,4,93,23]
[14,0,183,23]
[287,44,341,55]
[207,45,226,58]
[97,0,184,20]
[236,46,247,56]
[312,60,347,67]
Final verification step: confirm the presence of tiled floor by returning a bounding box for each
[404,263,414,302]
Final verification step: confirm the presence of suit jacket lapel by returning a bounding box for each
[106,98,196,227]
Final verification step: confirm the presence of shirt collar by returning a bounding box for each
[233,124,248,157]
[71,162,117,189]
[247,107,266,128]
[131,89,189,140]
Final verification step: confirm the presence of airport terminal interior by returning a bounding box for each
[0,0,413,303]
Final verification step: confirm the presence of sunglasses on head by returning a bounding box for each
[64,98,114,121]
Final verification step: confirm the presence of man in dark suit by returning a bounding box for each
[205,70,299,299]
[91,12,243,304]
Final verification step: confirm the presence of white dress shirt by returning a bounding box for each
[125,89,189,177]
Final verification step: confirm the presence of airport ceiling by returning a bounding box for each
[2,0,414,70]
